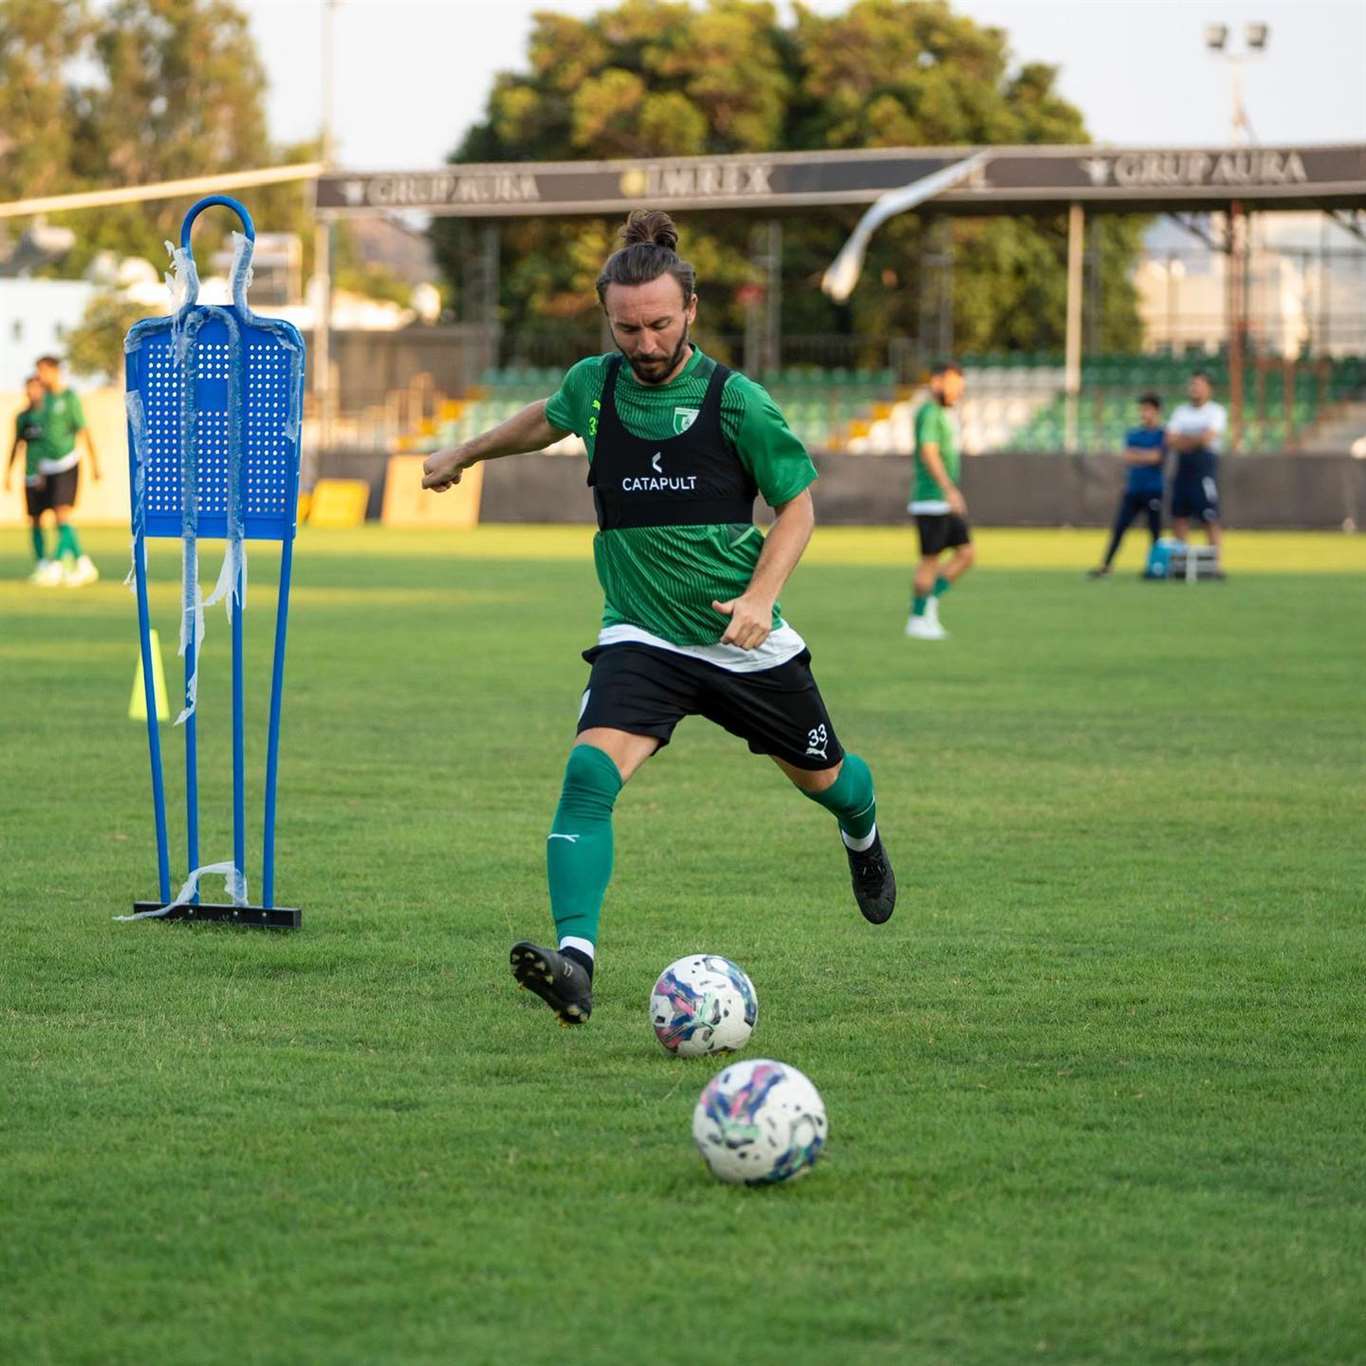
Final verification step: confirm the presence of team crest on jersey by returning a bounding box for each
[673,406,699,434]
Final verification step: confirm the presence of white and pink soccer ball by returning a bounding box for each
[649,954,758,1057]
[692,1058,827,1185]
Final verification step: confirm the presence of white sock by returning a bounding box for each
[841,822,877,853]
[558,935,595,961]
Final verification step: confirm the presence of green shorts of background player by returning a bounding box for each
[907,361,974,641]
[421,210,897,1027]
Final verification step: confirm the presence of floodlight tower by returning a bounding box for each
[1204,21,1270,145]
[312,0,341,472]
[1205,22,1269,450]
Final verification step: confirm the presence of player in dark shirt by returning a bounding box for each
[1089,393,1166,579]
[4,375,58,583]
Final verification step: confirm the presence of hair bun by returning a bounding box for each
[622,209,678,252]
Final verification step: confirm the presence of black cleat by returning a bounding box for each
[1086,566,1112,579]
[510,941,593,1025]
[846,832,896,924]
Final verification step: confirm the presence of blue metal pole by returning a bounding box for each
[133,533,171,903]
[185,605,200,898]
[231,559,246,896]
[262,535,295,908]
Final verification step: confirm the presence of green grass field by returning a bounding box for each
[3,525,1364,1365]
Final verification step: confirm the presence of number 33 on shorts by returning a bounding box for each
[806,725,829,760]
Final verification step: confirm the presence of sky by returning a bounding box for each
[240,0,1366,170]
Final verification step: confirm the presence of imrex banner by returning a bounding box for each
[316,144,1366,217]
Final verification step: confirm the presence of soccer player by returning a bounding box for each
[34,354,100,586]
[1166,370,1227,571]
[4,375,62,585]
[1088,392,1166,578]
[421,210,895,1026]
[906,361,973,640]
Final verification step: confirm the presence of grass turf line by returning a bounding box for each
[2,526,1364,1365]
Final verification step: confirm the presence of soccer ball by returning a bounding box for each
[692,1058,827,1186]
[650,954,758,1057]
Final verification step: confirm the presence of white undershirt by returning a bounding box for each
[36,450,80,475]
[595,621,807,674]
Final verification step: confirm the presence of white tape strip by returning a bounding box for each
[229,231,254,311]
[125,390,147,592]
[174,539,205,726]
[204,536,246,620]
[113,860,249,921]
[162,239,250,726]
[164,240,199,314]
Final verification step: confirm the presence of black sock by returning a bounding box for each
[1101,514,1127,568]
[1102,493,1144,569]
[559,945,594,979]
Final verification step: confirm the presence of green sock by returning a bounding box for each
[802,752,877,843]
[55,524,78,561]
[933,575,951,597]
[31,525,46,562]
[546,744,623,963]
[911,594,928,617]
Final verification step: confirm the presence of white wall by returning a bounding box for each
[0,279,95,387]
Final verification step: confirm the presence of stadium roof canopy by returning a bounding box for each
[316,143,1366,218]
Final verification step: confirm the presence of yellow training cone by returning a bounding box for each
[130,628,170,722]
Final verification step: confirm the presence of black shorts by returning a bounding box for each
[43,465,79,509]
[1171,474,1219,522]
[1116,489,1163,522]
[577,643,845,771]
[24,479,52,518]
[914,512,971,556]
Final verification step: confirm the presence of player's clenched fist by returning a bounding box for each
[422,447,474,492]
[712,593,773,651]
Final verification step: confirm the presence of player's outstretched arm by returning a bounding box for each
[421,398,569,492]
[80,426,100,481]
[712,489,815,650]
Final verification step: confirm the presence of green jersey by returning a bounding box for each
[910,399,960,512]
[14,408,45,482]
[545,348,817,649]
[34,389,86,474]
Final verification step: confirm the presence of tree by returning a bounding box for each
[65,288,151,381]
[1,0,319,286]
[431,0,1142,365]
[62,0,274,270]
[0,0,92,201]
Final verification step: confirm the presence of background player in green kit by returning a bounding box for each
[34,355,101,586]
[422,210,895,1026]
[5,375,60,584]
[907,361,974,641]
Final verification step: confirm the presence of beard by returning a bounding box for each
[620,323,691,385]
